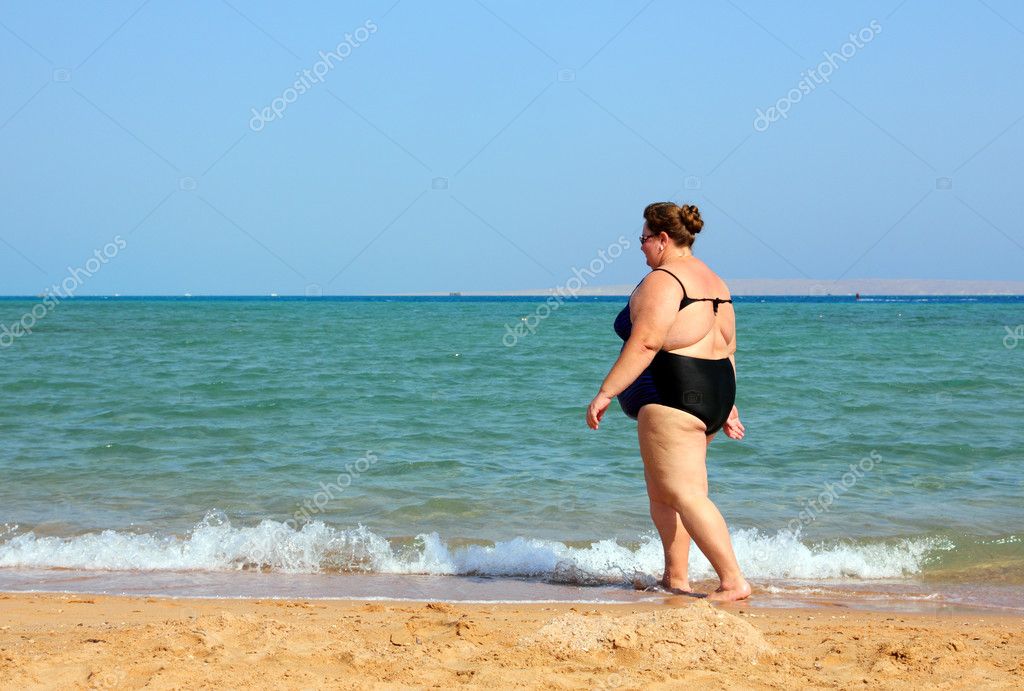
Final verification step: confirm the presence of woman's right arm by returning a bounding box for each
[723,307,744,440]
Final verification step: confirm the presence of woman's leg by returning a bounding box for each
[646,481,692,590]
[638,405,750,601]
[644,434,720,591]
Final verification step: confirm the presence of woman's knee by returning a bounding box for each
[648,497,676,520]
[665,486,708,512]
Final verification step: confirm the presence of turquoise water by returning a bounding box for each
[1,296,1022,604]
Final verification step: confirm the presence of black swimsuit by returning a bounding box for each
[613,268,737,435]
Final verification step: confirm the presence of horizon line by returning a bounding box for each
[2,292,1023,299]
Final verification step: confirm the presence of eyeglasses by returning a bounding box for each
[639,234,657,245]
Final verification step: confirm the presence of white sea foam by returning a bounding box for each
[0,512,952,582]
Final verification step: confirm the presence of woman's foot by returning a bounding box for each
[707,578,752,602]
[660,576,697,595]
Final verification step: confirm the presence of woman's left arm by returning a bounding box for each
[586,274,678,429]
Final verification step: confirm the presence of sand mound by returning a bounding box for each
[524,600,775,667]
[5,594,1023,690]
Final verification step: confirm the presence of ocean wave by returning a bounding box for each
[0,512,953,583]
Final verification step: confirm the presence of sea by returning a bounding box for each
[1,295,1022,612]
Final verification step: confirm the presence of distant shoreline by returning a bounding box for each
[3,279,1024,299]
[451,278,1024,297]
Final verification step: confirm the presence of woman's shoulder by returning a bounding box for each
[714,272,732,299]
[692,260,730,298]
[656,260,729,296]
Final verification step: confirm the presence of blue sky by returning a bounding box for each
[1,0,1022,295]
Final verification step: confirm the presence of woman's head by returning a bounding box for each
[642,202,704,249]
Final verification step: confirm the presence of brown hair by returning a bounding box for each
[643,202,704,248]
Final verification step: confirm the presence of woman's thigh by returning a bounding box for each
[638,404,709,504]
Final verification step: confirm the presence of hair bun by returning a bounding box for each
[643,201,704,248]
[678,204,703,234]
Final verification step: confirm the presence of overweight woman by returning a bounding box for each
[586,202,751,602]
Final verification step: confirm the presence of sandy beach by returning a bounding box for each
[1,592,1021,690]
[3,0,1022,688]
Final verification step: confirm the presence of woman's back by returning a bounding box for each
[646,256,735,359]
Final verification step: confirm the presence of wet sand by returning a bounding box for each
[1,591,1022,689]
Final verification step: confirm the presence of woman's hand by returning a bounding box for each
[586,391,613,430]
[722,405,745,440]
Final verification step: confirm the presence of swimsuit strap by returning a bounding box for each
[650,268,688,307]
[651,268,732,313]
[688,296,733,313]
[651,268,686,292]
